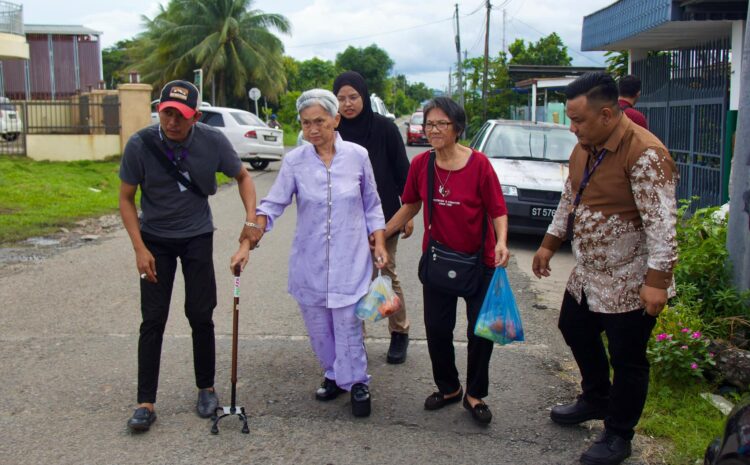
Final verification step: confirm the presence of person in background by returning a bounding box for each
[119,80,258,432]
[268,114,282,130]
[533,72,677,465]
[333,71,413,365]
[385,96,509,426]
[234,89,388,418]
[618,75,648,130]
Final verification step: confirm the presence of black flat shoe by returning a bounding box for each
[196,388,219,418]
[550,396,606,425]
[315,378,345,401]
[127,407,156,432]
[351,383,371,417]
[580,430,632,465]
[386,332,409,364]
[463,395,492,425]
[424,387,463,411]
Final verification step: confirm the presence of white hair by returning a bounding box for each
[296,89,339,118]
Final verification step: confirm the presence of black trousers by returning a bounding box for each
[137,231,217,404]
[422,267,495,399]
[558,290,657,440]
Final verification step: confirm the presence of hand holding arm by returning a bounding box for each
[385,202,421,239]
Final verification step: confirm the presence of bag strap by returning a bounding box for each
[140,134,207,198]
[425,150,486,253]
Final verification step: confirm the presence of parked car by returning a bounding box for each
[0,97,23,141]
[370,94,395,121]
[704,395,750,464]
[405,111,428,146]
[198,106,283,170]
[470,119,578,236]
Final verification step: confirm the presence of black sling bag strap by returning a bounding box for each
[417,150,487,297]
[140,134,207,198]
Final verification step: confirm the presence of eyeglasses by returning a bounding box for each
[424,121,452,132]
[336,94,361,104]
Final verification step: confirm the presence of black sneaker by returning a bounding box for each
[127,407,156,432]
[386,332,409,364]
[315,377,345,401]
[351,383,371,417]
[196,388,219,418]
[580,430,632,465]
[550,396,606,425]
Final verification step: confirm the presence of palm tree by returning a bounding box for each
[135,0,290,106]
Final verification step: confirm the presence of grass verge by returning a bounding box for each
[0,155,232,244]
[639,379,725,464]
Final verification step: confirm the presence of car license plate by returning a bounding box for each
[263,135,276,142]
[530,206,556,218]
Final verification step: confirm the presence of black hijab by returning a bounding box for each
[333,71,374,147]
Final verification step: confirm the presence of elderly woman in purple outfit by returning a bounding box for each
[232,89,388,417]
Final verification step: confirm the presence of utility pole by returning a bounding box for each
[454,4,464,108]
[481,0,492,122]
[502,8,507,54]
[448,66,453,96]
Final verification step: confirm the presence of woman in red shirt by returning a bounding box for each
[385,97,509,425]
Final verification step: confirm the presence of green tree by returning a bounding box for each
[297,57,337,91]
[605,51,629,79]
[508,32,572,66]
[135,0,290,106]
[335,44,394,97]
[102,39,136,90]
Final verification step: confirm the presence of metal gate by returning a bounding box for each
[633,38,730,210]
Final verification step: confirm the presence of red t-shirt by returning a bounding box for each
[402,150,508,267]
[618,99,649,130]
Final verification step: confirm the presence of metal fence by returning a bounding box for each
[0,1,23,36]
[633,38,730,209]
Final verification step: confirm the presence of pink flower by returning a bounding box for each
[691,362,698,370]
[709,352,715,357]
[656,333,669,341]
[691,331,702,339]
[680,345,688,350]
[681,328,690,333]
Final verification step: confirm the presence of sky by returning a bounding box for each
[18,0,614,90]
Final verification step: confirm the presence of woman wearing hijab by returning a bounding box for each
[333,71,413,365]
[232,89,388,417]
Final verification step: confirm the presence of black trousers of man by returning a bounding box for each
[558,290,657,440]
[422,267,495,399]
[137,231,217,404]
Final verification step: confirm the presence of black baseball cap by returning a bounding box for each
[158,80,200,119]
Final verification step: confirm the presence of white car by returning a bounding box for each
[198,106,284,170]
[470,119,578,236]
[0,97,22,141]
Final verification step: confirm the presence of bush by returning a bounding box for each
[648,317,716,384]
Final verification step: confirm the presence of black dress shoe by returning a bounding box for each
[424,387,463,410]
[580,430,632,465]
[550,397,606,425]
[315,378,345,401]
[196,388,219,418]
[463,395,492,425]
[127,407,156,432]
[386,332,409,364]
[351,383,371,417]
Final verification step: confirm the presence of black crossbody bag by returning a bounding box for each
[140,135,207,198]
[417,150,486,297]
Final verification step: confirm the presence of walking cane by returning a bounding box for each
[211,264,249,434]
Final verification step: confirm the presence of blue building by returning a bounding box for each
[582,0,747,208]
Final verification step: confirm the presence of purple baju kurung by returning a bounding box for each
[257,133,385,389]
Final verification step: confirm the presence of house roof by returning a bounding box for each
[24,24,103,36]
[581,0,747,51]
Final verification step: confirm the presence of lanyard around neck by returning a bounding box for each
[573,148,607,208]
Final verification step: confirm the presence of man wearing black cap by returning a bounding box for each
[119,80,260,432]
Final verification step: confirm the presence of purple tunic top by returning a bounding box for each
[257,133,386,308]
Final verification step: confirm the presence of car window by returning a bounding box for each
[230,111,266,127]
[0,103,15,111]
[200,112,225,127]
[470,122,491,148]
[410,113,423,125]
[482,125,576,161]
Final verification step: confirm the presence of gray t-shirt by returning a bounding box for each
[119,123,243,238]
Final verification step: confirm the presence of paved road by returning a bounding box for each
[0,137,656,465]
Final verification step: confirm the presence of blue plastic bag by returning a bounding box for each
[474,267,525,345]
[355,271,401,322]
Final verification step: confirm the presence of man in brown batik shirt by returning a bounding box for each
[532,72,677,465]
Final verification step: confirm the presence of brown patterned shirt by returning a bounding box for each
[541,115,678,314]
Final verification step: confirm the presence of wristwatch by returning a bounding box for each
[244,221,262,230]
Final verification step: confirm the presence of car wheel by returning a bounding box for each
[2,133,18,141]
[249,160,270,170]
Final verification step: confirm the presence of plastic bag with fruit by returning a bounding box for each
[355,270,402,322]
[474,267,524,345]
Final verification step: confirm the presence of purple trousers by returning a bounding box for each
[299,303,369,391]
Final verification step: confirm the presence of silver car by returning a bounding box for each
[470,119,578,236]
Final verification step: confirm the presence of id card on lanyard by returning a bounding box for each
[566,148,607,240]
